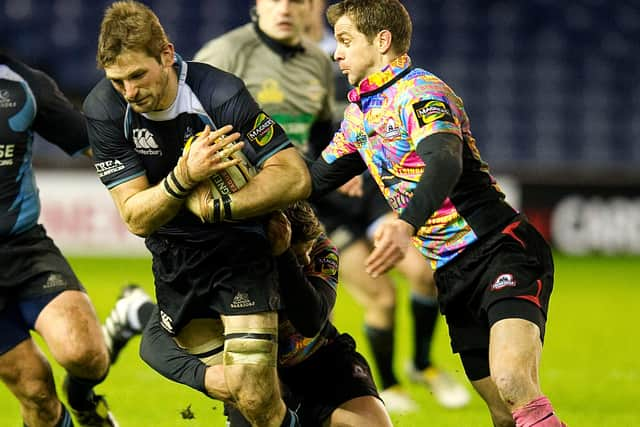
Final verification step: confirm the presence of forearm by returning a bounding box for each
[112,157,197,237]
[115,181,185,237]
[399,133,462,230]
[139,308,208,394]
[277,250,335,337]
[229,147,311,219]
[309,154,367,200]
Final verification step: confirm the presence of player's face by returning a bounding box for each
[333,15,383,86]
[291,240,314,266]
[256,0,310,46]
[105,46,176,113]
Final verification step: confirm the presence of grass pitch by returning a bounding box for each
[0,254,638,426]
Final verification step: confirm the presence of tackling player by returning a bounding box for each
[139,201,393,427]
[84,2,310,426]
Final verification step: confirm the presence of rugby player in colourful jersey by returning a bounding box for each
[138,201,392,427]
[307,1,567,426]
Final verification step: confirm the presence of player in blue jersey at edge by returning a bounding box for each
[306,1,567,426]
[83,1,310,426]
[0,53,117,427]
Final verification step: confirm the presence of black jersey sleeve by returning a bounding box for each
[83,79,146,189]
[15,60,89,155]
[277,233,338,337]
[196,66,293,167]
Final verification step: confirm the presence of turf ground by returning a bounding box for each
[1,254,638,426]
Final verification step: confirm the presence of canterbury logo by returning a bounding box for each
[230,292,256,309]
[132,128,161,154]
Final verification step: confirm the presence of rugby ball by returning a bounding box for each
[183,132,257,221]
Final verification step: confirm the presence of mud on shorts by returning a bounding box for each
[147,230,282,335]
[225,333,380,427]
[0,225,84,354]
[434,216,554,380]
[313,173,390,250]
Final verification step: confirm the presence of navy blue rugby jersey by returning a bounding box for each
[83,55,293,241]
[0,54,89,237]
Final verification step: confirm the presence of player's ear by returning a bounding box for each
[376,29,392,54]
[160,43,175,67]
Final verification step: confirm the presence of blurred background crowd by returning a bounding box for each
[1,0,639,255]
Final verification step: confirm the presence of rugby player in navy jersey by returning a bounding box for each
[0,53,117,426]
[83,2,310,426]
[139,201,393,427]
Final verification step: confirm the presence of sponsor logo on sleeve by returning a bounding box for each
[491,273,517,291]
[0,144,15,166]
[94,159,125,177]
[247,112,276,147]
[319,253,339,276]
[412,99,454,127]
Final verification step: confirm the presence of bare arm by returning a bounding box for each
[109,125,244,236]
[228,146,312,219]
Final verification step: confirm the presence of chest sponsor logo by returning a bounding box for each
[384,118,401,139]
[0,89,16,108]
[247,112,276,147]
[491,273,516,291]
[0,144,15,166]
[132,128,162,155]
[94,159,125,177]
[412,99,453,127]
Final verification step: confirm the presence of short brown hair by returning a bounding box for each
[97,1,170,68]
[284,201,324,244]
[327,0,412,55]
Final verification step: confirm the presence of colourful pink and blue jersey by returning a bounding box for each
[321,55,517,270]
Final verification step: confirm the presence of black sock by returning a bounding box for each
[63,373,105,410]
[364,324,398,389]
[279,408,300,427]
[411,294,439,371]
[56,404,74,427]
[137,301,156,329]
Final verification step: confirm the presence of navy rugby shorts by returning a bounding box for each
[0,225,83,354]
[147,229,282,335]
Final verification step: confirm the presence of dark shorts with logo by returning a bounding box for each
[226,332,380,427]
[147,229,282,335]
[434,216,554,355]
[0,224,84,353]
[313,174,390,250]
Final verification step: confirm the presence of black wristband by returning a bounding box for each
[163,177,187,199]
[169,170,188,194]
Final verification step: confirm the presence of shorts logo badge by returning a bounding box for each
[491,273,516,291]
[43,273,66,290]
[230,292,256,309]
[160,310,174,334]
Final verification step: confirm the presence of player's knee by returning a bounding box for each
[223,330,279,410]
[14,375,57,411]
[58,342,109,379]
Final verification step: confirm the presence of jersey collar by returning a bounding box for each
[348,54,412,103]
